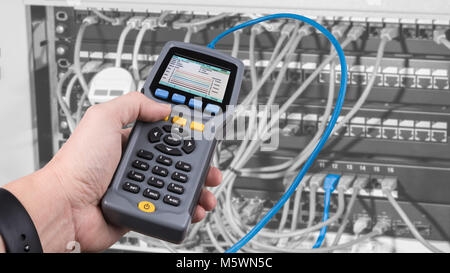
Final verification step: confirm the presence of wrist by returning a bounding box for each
[3,164,76,252]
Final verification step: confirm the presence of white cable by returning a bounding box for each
[91,8,120,25]
[115,24,133,68]
[172,13,232,29]
[231,31,241,58]
[383,189,445,253]
[56,68,77,132]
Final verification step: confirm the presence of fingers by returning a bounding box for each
[205,166,222,187]
[192,189,217,223]
[99,92,171,127]
[199,188,217,211]
[192,206,206,223]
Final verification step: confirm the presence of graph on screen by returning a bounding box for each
[159,55,230,103]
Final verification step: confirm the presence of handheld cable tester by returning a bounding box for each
[101,41,244,243]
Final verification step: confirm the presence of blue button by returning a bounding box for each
[205,104,221,114]
[172,93,186,104]
[155,88,169,99]
[188,98,203,110]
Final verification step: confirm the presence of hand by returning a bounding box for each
[2,92,222,252]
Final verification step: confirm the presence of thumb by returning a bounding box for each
[102,92,171,126]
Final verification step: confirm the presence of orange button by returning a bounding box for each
[190,121,204,132]
[138,201,155,213]
[164,116,169,121]
[172,116,187,127]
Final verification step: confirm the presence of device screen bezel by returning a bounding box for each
[149,46,238,111]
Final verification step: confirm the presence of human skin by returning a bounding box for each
[0,92,221,252]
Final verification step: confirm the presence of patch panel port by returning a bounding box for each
[384,74,400,88]
[417,76,432,89]
[366,126,381,138]
[319,71,330,83]
[350,125,365,137]
[382,127,398,140]
[352,72,367,85]
[400,75,416,88]
[398,129,414,141]
[431,130,447,143]
[415,129,430,142]
[433,77,449,90]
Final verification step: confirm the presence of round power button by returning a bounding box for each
[138,201,156,213]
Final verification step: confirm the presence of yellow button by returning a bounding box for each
[164,116,169,121]
[172,116,187,127]
[138,201,155,213]
[190,121,204,132]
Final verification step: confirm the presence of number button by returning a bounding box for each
[143,188,160,200]
[147,176,165,188]
[152,166,169,177]
[163,195,181,207]
[156,155,172,166]
[172,172,188,183]
[132,160,149,171]
[128,170,145,182]
[167,183,184,195]
[123,182,140,193]
[175,161,191,172]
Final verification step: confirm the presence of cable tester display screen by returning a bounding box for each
[159,55,231,103]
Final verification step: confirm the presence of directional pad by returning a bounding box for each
[182,139,196,154]
[148,127,163,143]
[155,143,182,156]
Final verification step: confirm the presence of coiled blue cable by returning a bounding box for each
[207,13,348,253]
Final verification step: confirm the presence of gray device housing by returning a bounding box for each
[101,41,244,243]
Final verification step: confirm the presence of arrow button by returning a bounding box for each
[182,139,196,154]
[155,143,182,156]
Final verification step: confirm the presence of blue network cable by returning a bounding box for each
[312,174,341,248]
[207,13,348,253]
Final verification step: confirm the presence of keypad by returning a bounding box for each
[128,170,145,182]
[164,195,181,206]
[155,88,169,99]
[123,121,199,208]
[123,182,140,193]
[143,188,160,200]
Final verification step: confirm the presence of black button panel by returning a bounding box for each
[123,182,140,193]
[143,188,160,200]
[156,155,172,166]
[164,195,181,206]
[176,161,191,172]
[168,183,184,194]
[148,176,165,188]
[132,160,149,171]
[123,124,199,208]
[172,172,188,183]
[128,170,145,182]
